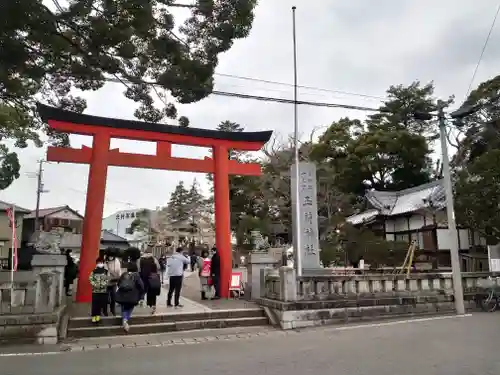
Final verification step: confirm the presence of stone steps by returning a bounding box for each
[67,308,269,338]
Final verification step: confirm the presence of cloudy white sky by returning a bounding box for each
[2,0,500,217]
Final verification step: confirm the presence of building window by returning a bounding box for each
[395,233,410,243]
[126,213,130,219]
[130,212,135,218]
[116,214,120,220]
[410,232,425,248]
[126,227,133,234]
[120,214,125,219]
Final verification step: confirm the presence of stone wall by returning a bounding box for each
[259,267,496,330]
[0,254,67,344]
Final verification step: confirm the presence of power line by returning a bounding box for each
[58,186,139,207]
[211,90,381,112]
[463,1,500,101]
[214,73,385,100]
[163,18,383,101]
[99,76,382,113]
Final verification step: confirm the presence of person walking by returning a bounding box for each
[137,248,160,307]
[105,252,122,316]
[158,254,167,284]
[146,262,161,314]
[115,262,144,333]
[190,251,197,272]
[63,249,78,296]
[197,249,212,300]
[210,246,221,300]
[89,256,109,324]
[166,247,189,308]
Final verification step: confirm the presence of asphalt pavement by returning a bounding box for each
[2,313,500,375]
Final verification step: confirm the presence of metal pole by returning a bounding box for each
[10,204,16,307]
[292,6,302,276]
[437,100,465,315]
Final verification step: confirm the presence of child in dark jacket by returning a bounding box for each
[115,262,144,332]
[89,256,109,324]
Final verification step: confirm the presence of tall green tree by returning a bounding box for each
[453,75,500,169]
[166,181,190,222]
[453,75,500,243]
[366,81,440,138]
[185,179,210,226]
[311,82,437,195]
[0,0,258,189]
[130,209,152,233]
[455,149,500,244]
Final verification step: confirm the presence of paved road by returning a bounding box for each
[2,314,500,375]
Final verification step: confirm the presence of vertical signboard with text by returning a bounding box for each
[291,162,321,271]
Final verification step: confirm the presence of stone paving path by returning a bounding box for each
[181,271,259,310]
[69,269,257,317]
[69,271,213,317]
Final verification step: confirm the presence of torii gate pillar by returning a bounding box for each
[76,133,111,303]
[213,145,231,298]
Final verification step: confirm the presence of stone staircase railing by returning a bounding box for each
[262,267,499,302]
[258,267,499,330]
[0,254,67,344]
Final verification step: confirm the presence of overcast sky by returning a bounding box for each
[2,0,500,216]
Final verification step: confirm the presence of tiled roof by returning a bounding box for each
[101,230,129,243]
[346,180,446,224]
[24,205,83,219]
[346,209,379,225]
[0,200,31,213]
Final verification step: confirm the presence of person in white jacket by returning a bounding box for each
[166,247,189,308]
[105,253,123,316]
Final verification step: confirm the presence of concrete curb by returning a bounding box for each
[66,329,290,352]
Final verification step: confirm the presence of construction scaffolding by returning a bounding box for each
[394,240,418,277]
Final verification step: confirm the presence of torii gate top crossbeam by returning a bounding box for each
[37,103,272,151]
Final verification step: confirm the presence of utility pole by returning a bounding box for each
[437,100,466,315]
[34,160,48,233]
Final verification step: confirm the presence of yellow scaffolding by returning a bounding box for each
[395,240,417,277]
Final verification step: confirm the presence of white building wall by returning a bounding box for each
[102,209,149,249]
[384,220,394,232]
[474,232,488,246]
[436,228,472,250]
[102,209,146,238]
[408,215,425,230]
[393,217,408,232]
[383,212,483,251]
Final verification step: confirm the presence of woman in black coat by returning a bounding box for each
[63,250,78,296]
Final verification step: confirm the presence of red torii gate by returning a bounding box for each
[37,104,272,303]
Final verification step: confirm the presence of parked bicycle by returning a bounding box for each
[480,277,500,312]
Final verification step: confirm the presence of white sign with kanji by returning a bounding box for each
[291,162,321,270]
